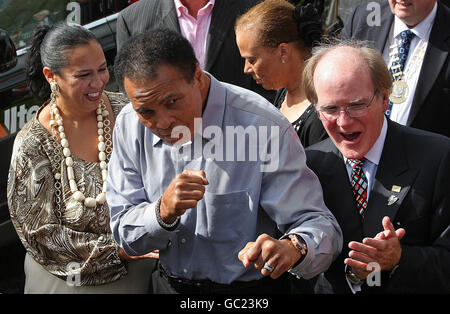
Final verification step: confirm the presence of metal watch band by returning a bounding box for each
[288,234,308,256]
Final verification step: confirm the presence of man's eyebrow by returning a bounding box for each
[348,97,365,104]
[133,89,177,105]
[318,97,365,107]
[158,93,177,105]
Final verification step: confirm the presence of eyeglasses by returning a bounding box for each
[315,91,378,122]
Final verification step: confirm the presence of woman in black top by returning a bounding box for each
[273,87,327,147]
[235,0,328,147]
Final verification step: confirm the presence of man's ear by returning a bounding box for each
[193,63,202,81]
[380,88,390,112]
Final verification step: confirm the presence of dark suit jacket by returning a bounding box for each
[306,120,450,293]
[342,1,450,138]
[115,0,274,102]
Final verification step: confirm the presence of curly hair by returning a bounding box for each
[114,28,197,93]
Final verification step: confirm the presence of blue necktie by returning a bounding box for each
[387,30,415,117]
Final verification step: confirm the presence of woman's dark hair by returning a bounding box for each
[26,23,97,101]
[114,28,197,93]
[293,3,322,48]
[235,0,322,52]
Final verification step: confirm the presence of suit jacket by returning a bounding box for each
[306,120,450,293]
[115,0,275,102]
[342,1,450,138]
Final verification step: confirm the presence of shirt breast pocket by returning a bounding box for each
[203,190,250,242]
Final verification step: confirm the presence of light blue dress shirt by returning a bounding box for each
[107,74,342,284]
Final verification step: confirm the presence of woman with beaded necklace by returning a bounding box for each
[235,0,328,148]
[7,23,156,293]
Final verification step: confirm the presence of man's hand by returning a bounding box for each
[344,216,405,279]
[238,234,302,279]
[160,170,208,224]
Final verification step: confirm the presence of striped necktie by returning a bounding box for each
[348,158,368,219]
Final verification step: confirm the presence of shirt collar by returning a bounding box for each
[199,72,225,139]
[393,2,437,41]
[152,72,225,147]
[343,116,387,166]
[174,0,215,18]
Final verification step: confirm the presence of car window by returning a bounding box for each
[0,0,136,139]
[0,0,131,50]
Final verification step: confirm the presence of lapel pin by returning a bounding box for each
[391,185,401,193]
[387,194,398,206]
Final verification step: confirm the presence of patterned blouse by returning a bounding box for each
[7,91,129,286]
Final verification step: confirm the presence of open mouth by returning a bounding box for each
[395,1,412,8]
[341,132,361,142]
[86,92,101,101]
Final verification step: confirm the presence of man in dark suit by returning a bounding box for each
[116,0,274,102]
[303,40,450,293]
[342,0,449,138]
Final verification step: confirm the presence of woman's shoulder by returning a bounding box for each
[13,108,48,150]
[10,108,53,172]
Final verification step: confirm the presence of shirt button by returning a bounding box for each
[181,238,186,244]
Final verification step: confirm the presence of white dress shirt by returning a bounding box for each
[343,116,388,293]
[382,2,437,125]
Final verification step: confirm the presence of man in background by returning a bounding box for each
[342,0,450,138]
[116,0,275,102]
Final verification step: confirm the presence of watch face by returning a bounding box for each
[345,265,363,285]
[346,272,363,285]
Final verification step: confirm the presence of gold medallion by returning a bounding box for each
[389,80,408,104]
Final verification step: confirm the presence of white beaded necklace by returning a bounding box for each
[49,97,111,208]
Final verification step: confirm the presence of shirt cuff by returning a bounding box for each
[346,275,363,294]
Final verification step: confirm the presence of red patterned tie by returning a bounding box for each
[348,158,368,219]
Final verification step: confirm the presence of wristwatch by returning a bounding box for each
[345,265,363,285]
[288,234,308,260]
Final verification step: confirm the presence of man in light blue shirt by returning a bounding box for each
[108,28,342,293]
